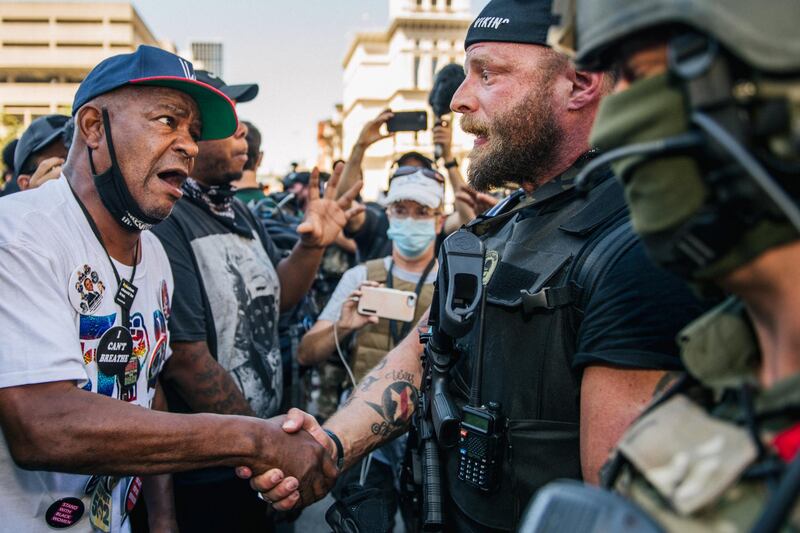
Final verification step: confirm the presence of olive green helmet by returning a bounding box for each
[570,0,800,73]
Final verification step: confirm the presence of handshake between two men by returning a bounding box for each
[241,320,427,511]
[238,408,340,510]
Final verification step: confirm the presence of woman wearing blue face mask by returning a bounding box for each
[296,166,444,531]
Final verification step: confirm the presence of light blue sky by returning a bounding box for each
[124,0,489,175]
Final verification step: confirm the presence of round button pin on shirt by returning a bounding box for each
[45,497,85,528]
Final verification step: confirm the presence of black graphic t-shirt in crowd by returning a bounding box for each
[152,193,283,420]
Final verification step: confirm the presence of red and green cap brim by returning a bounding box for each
[129,76,238,140]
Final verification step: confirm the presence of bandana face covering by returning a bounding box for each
[182,177,236,219]
[89,109,163,232]
[182,177,254,238]
[590,72,798,281]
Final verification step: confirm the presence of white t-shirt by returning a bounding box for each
[0,177,174,532]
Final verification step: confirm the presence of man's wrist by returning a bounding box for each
[444,158,458,169]
[243,416,275,467]
[297,238,327,251]
[334,320,353,339]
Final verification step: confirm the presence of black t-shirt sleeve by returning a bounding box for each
[572,240,706,371]
[151,216,209,342]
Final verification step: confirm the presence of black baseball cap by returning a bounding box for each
[282,170,332,189]
[72,45,237,140]
[3,139,16,173]
[13,114,69,178]
[196,70,259,103]
[465,0,558,49]
[394,151,433,169]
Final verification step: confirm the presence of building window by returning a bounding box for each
[55,18,102,23]
[432,57,438,78]
[446,0,452,6]
[2,17,48,23]
[432,0,437,6]
[414,56,420,88]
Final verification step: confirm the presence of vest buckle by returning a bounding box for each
[520,283,581,313]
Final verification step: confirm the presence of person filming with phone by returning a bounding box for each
[296,166,444,530]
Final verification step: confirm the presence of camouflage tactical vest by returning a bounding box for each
[607,297,800,532]
[351,258,435,383]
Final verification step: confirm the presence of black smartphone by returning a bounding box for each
[387,111,428,132]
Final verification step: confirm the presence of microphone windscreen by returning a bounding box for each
[429,63,466,117]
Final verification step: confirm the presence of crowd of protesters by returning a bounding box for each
[0,34,500,531]
[3,0,800,532]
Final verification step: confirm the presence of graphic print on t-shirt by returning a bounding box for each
[77,280,170,406]
[0,178,176,532]
[190,233,282,418]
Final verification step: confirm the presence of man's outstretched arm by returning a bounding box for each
[0,381,337,505]
[327,327,424,469]
[277,164,362,311]
[251,316,427,510]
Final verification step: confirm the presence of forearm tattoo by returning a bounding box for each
[189,354,255,416]
[365,379,419,438]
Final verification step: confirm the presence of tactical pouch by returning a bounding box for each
[325,483,395,533]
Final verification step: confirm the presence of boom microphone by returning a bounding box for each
[429,63,466,160]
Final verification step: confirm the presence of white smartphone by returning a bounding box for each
[357,286,417,322]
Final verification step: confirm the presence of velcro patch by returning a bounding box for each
[617,395,757,516]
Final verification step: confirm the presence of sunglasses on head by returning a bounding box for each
[390,165,445,185]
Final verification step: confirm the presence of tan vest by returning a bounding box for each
[351,258,434,382]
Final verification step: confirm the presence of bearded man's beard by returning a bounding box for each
[462,82,563,192]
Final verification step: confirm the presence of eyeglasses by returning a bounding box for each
[390,165,445,184]
[387,203,441,220]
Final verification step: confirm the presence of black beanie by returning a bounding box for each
[464,0,557,50]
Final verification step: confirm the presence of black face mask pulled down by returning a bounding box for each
[88,108,163,232]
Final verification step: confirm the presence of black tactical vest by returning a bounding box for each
[440,168,633,531]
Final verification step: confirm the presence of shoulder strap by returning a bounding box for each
[366,258,388,283]
[518,176,629,313]
[572,217,638,311]
[465,189,528,236]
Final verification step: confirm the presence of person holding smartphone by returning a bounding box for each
[296,166,445,530]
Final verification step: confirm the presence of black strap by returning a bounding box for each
[68,182,139,324]
[324,428,345,470]
[751,451,800,533]
[387,257,436,345]
[520,283,582,312]
[572,219,637,312]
